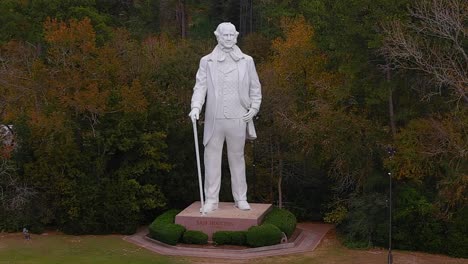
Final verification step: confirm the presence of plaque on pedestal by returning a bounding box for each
[175,202,272,240]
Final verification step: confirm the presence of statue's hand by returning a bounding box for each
[242,108,257,122]
[189,108,200,123]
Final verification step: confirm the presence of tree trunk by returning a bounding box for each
[387,70,397,138]
[159,0,172,34]
[278,157,283,209]
[176,0,187,38]
[269,134,274,202]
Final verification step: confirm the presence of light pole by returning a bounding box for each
[388,171,393,264]
[387,147,396,264]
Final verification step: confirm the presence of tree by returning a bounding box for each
[386,110,468,214]
[0,18,169,234]
[255,17,376,214]
[0,0,112,44]
[0,156,38,232]
[381,0,468,104]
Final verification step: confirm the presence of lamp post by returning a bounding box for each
[388,171,393,264]
[387,147,396,264]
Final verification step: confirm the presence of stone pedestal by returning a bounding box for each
[175,202,272,240]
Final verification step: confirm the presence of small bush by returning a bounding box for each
[230,231,247,245]
[148,210,185,245]
[153,209,180,225]
[263,207,297,237]
[182,230,208,244]
[212,231,230,245]
[213,231,247,245]
[149,223,185,245]
[246,224,282,247]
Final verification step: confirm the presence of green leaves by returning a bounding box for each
[0,18,177,234]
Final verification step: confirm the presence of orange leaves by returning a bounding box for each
[28,110,69,139]
[0,17,158,140]
[272,16,316,56]
[0,41,44,122]
[388,112,467,180]
[386,111,468,210]
[141,34,178,74]
[267,16,341,103]
[65,83,110,115]
[44,17,97,61]
[42,18,108,118]
[271,16,317,80]
[257,16,373,192]
[41,18,148,118]
[120,80,149,113]
[143,34,177,59]
[259,16,343,132]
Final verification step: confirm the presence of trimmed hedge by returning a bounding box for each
[182,230,208,244]
[246,224,282,247]
[212,230,247,246]
[153,209,180,225]
[150,224,185,245]
[230,231,247,245]
[263,207,297,237]
[148,210,185,245]
[212,231,230,245]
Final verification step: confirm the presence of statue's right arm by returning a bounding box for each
[191,58,208,111]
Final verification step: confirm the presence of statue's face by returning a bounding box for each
[217,25,237,49]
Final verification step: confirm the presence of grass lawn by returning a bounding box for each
[188,228,468,264]
[246,229,468,264]
[1,228,467,264]
[0,232,185,264]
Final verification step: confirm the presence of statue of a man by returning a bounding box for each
[189,22,262,213]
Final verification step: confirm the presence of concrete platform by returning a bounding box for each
[175,202,272,239]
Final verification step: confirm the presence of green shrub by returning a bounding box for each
[230,231,247,245]
[263,207,297,237]
[212,231,230,245]
[212,231,247,245]
[246,224,282,247]
[149,223,185,245]
[182,230,208,244]
[446,208,468,258]
[153,209,180,225]
[148,210,185,245]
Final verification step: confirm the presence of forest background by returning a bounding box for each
[0,0,466,258]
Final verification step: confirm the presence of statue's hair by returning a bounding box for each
[214,22,239,37]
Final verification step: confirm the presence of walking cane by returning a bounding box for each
[192,120,205,215]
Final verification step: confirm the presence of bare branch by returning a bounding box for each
[380,0,468,104]
[0,159,37,211]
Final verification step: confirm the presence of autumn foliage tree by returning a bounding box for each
[254,17,381,223]
[0,18,171,234]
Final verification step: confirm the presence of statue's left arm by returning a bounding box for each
[248,58,262,111]
[242,58,262,122]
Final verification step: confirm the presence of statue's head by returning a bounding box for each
[214,22,239,49]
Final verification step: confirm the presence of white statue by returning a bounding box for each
[189,22,262,213]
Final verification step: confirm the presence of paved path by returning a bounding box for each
[123,222,333,260]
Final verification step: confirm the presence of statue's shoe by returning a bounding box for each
[235,201,251,211]
[200,202,218,213]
